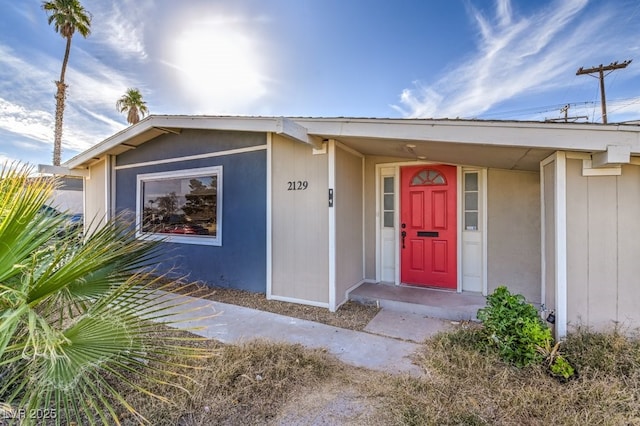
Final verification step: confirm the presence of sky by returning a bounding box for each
[1,0,640,166]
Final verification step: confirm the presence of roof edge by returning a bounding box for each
[64,115,310,169]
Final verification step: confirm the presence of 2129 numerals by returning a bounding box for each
[287,181,308,190]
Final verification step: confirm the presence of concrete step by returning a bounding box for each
[349,282,486,322]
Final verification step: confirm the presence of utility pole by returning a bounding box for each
[576,60,632,124]
[545,104,588,123]
[561,104,569,122]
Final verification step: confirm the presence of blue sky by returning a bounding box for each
[1,0,639,166]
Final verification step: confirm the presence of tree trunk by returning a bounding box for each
[52,36,72,166]
[52,81,67,166]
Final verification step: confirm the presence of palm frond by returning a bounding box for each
[0,164,215,425]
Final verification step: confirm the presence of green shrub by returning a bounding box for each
[550,355,574,379]
[477,286,552,367]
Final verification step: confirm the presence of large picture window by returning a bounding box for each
[136,166,222,245]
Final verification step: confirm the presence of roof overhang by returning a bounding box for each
[63,115,318,170]
[294,118,640,171]
[60,116,640,174]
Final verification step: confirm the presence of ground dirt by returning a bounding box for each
[270,369,394,426]
[165,281,381,331]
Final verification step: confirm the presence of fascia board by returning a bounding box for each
[64,116,312,169]
[293,119,640,154]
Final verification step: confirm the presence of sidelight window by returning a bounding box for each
[382,176,395,228]
[464,171,479,231]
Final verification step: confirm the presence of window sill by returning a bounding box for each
[137,232,222,246]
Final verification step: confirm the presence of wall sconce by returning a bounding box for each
[546,310,556,324]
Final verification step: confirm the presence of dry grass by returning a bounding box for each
[376,324,640,425]
[96,282,640,426]
[160,281,380,331]
[107,324,640,425]
[113,329,341,425]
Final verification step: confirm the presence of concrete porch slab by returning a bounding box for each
[364,310,459,342]
[349,282,486,321]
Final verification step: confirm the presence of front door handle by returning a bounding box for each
[401,231,407,249]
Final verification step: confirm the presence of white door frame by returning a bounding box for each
[374,162,487,294]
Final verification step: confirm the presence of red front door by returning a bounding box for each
[400,165,457,289]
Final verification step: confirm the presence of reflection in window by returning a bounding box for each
[411,169,446,186]
[137,166,222,245]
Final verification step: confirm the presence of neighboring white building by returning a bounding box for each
[47,177,83,214]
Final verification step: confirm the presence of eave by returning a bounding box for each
[63,115,317,170]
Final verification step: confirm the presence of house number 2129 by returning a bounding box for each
[287,181,308,190]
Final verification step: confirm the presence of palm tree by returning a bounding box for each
[42,0,92,166]
[0,164,211,425]
[117,88,149,125]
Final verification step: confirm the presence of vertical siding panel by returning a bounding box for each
[271,135,329,304]
[565,159,590,326]
[487,169,541,302]
[616,165,640,326]
[335,146,364,305]
[587,175,618,329]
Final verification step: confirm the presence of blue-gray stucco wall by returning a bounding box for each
[116,129,267,292]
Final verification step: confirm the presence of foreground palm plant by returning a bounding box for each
[0,164,213,425]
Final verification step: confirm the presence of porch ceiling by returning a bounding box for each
[333,136,555,171]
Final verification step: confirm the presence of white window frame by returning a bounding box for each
[136,166,223,246]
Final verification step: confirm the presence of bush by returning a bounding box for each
[477,287,574,378]
[477,286,551,367]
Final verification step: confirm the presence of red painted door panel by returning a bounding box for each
[400,165,457,289]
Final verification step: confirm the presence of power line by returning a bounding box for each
[477,101,596,119]
[576,60,632,124]
[475,96,640,122]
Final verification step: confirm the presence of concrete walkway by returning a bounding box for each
[155,293,452,377]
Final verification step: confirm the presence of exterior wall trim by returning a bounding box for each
[328,139,337,311]
[457,166,463,292]
[115,144,267,170]
[269,295,330,309]
[540,153,553,315]
[540,152,568,338]
[362,156,366,280]
[555,152,568,338]
[481,168,488,295]
[108,155,115,221]
[266,133,273,300]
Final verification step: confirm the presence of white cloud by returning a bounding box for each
[86,0,152,60]
[0,42,127,154]
[0,98,53,143]
[0,45,54,108]
[392,0,632,119]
